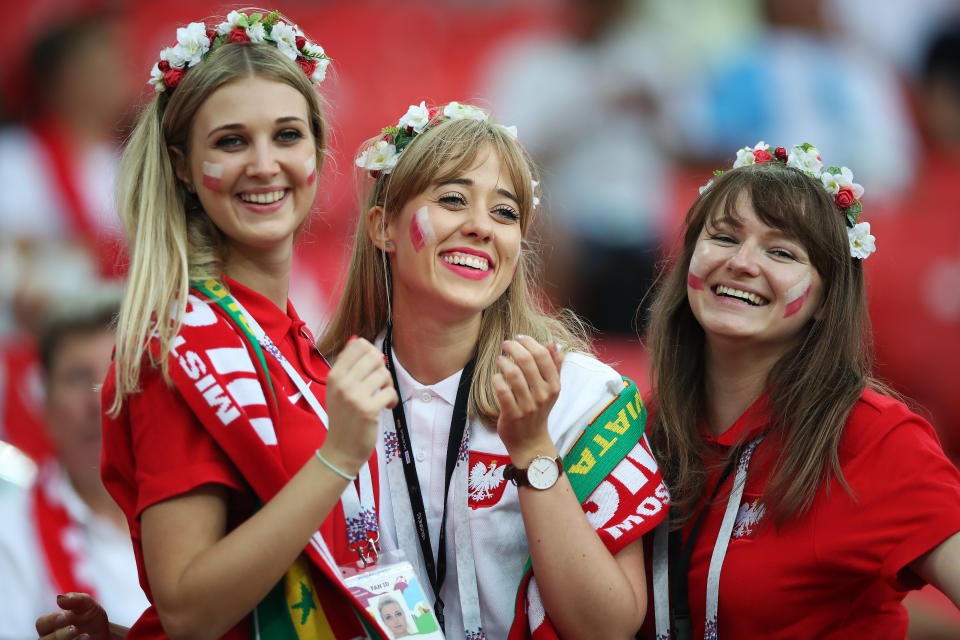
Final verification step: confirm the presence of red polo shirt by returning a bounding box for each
[642,388,960,639]
[101,277,376,639]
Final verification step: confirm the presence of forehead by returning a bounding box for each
[191,75,309,134]
[705,192,802,243]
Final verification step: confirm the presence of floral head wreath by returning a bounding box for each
[148,10,331,93]
[700,141,876,259]
[355,101,540,209]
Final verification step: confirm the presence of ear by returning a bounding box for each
[168,145,195,192]
[367,205,395,252]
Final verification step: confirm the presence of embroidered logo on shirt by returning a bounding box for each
[467,451,509,509]
[732,498,765,540]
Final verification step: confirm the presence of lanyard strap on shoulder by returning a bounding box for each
[382,327,474,633]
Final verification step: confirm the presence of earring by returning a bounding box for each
[184,182,196,194]
[384,240,394,250]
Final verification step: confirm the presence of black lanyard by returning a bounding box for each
[382,328,475,633]
[667,455,737,640]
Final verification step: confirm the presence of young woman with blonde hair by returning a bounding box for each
[41,10,398,640]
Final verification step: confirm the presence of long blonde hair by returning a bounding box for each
[110,42,327,415]
[317,113,590,426]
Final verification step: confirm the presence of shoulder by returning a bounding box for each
[559,352,622,388]
[549,353,624,446]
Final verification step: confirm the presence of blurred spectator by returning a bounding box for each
[868,23,960,462]
[484,0,674,335]
[0,12,131,459]
[665,0,919,198]
[0,288,147,638]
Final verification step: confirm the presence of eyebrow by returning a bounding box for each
[206,116,308,140]
[438,177,520,205]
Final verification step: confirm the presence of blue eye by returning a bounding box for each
[770,248,796,260]
[277,128,304,143]
[214,135,244,149]
[438,192,467,208]
[711,234,735,244]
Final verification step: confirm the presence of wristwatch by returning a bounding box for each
[504,455,564,490]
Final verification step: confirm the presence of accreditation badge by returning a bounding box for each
[342,550,445,640]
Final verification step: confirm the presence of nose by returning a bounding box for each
[727,242,761,275]
[245,142,280,178]
[460,204,493,241]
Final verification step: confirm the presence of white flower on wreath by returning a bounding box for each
[217,10,243,36]
[820,166,864,199]
[699,178,715,195]
[311,59,330,84]
[443,102,488,121]
[269,21,300,60]
[499,124,518,140]
[356,140,400,173]
[171,22,210,67]
[531,180,540,208]
[246,22,267,43]
[148,63,165,92]
[398,102,431,133]
[786,144,823,176]
[848,221,876,259]
[732,141,768,168]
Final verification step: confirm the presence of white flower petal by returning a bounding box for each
[397,102,431,133]
[847,222,876,259]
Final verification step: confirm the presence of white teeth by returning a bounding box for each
[239,190,285,204]
[441,253,490,271]
[716,285,766,306]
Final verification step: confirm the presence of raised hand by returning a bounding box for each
[493,336,564,463]
[319,336,398,474]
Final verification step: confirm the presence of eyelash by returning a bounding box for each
[214,129,305,149]
[437,192,521,222]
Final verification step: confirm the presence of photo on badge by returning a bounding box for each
[343,557,445,639]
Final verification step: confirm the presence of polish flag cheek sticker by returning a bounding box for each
[409,206,436,252]
[201,162,223,190]
[784,273,812,318]
[305,155,316,186]
[687,254,707,290]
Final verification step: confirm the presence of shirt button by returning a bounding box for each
[421,392,432,403]
[416,450,426,462]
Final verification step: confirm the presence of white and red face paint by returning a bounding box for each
[409,206,436,252]
[304,155,316,186]
[783,272,812,318]
[687,253,707,290]
[201,161,223,191]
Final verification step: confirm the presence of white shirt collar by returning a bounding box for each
[390,346,463,406]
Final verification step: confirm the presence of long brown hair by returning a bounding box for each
[646,161,880,525]
[317,112,590,426]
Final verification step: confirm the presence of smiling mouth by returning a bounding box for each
[713,284,769,306]
[440,252,491,272]
[238,189,286,204]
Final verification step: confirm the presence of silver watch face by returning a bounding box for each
[528,456,559,490]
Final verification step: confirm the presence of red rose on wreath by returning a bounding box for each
[157,60,170,72]
[297,57,317,77]
[228,28,249,43]
[164,67,186,90]
[753,149,773,163]
[296,36,306,50]
[835,187,855,208]
[774,147,787,160]
[206,28,218,43]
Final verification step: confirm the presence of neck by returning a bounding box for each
[223,244,292,310]
[702,339,782,437]
[391,302,481,385]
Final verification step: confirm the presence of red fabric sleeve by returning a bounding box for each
[816,392,960,590]
[127,364,247,517]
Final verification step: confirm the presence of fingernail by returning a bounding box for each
[54,613,66,625]
[515,334,528,340]
[65,627,77,638]
[551,341,561,353]
[382,354,388,363]
[77,634,90,640]
[348,334,358,343]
